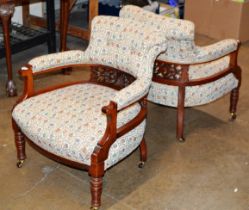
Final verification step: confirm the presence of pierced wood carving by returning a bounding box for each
[90,66,135,90]
[153,60,183,80]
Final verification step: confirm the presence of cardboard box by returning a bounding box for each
[184,0,249,42]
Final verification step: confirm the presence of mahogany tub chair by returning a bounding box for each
[120,5,242,142]
[11,16,167,209]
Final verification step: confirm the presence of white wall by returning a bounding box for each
[12,6,23,24]
[12,3,44,24]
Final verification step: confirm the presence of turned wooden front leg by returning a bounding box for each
[90,176,103,209]
[12,119,26,167]
[89,161,105,209]
[0,4,17,96]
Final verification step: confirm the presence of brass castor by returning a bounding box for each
[16,160,25,168]
[90,207,99,210]
[178,137,185,143]
[229,112,237,121]
[138,161,145,168]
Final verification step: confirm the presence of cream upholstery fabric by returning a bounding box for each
[120,5,238,64]
[28,16,167,110]
[188,56,230,80]
[14,16,167,169]
[120,5,195,41]
[149,55,238,107]
[149,74,238,107]
[120,5,239,107]
[29,50,86,73]
[12,84,145,169]
[120,5,196,63]
[158,39,238,64]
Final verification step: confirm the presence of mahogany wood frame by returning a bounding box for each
[12,63,148,209]
[152,46,242,142]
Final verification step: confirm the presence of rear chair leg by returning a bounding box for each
[138,138,147,168]
[177,86,185,142]
[229,87,239,121]
[230,66,241,121]
[12,120,26,168]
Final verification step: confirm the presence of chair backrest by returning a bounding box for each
[85,16,167,80]
[120,5,195,41]
[119,5,196,62]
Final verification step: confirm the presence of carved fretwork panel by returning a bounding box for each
[90,66,136,90]
[153,60,183,80]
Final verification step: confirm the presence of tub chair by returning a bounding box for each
[12,15,167,209]
[120,5,242,142]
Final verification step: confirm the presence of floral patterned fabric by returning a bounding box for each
[120,5,239,64]
[29,50,87,73]
[158,39,238,64]
[28,16,167,110]
[12,84,145,169]
[120,5,196,63]
[149,73,238,107]
[14,16,168,169]
[149,56,238,107]
[120,5,239,107]
[120,5,195,41]
[188,56,230,80]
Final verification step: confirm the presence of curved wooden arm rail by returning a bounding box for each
[153,46,241,142]
[153,49,241,87]
[12,63,147,209]
[11,14,168,209]
[119,5,242,142]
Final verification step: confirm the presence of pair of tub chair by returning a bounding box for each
[12,5,241,209]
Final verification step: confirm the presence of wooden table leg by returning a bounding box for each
[45,0,56,53]
[89,0,98,30]
[60,0,69,52]
[60,0,72,74]
[0,4,17,97]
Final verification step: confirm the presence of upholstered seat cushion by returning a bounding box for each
[12,83,145,169]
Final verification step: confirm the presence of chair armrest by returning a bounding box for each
[26,50,90,74]
[113,77,150,110]
[158,39,239,64]
[17,50,92,102]
[92,95,147,165]
[193,39,239,63]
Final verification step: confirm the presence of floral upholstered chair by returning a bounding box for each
[12,16,167,209]
[120,5,242,142]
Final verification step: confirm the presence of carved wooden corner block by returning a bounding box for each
[153,60,183,81]
[90,65,135,89]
